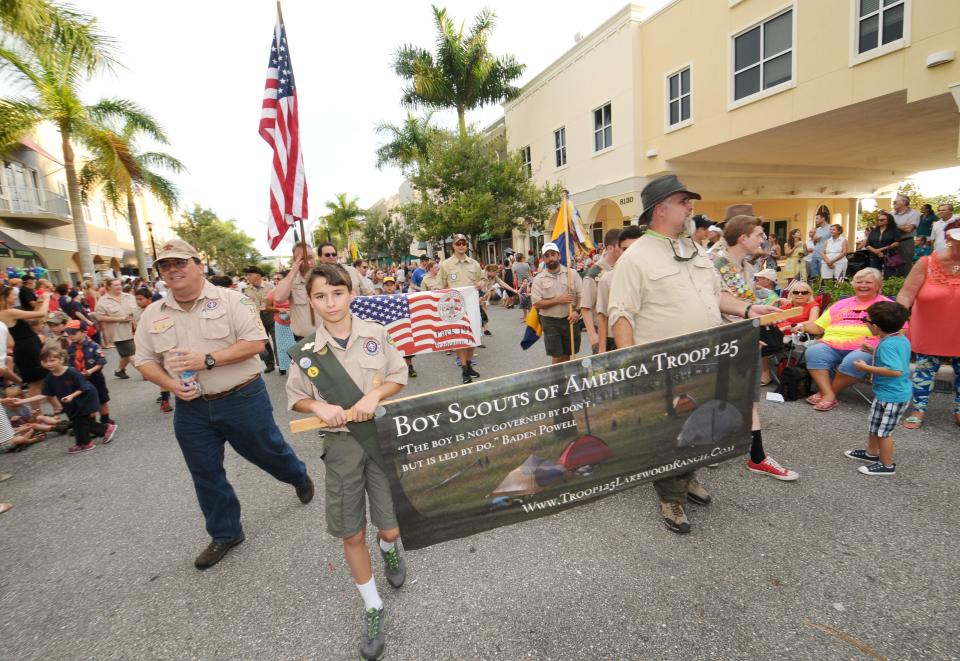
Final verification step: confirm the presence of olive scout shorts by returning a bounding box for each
[321,431,398,538]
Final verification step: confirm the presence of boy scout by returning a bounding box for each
[531,242,583,364]
[286,264,408,661]
[133,239,313,570]
[438,234,483,383]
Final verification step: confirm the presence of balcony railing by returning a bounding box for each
[0,186,72,226]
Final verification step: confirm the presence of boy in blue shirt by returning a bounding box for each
[845,301,912,475]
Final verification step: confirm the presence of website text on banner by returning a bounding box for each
[374,320,760,550]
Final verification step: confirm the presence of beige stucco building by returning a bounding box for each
[0,123,180,284]
[500,0,959,257]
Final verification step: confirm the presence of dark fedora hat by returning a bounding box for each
[640,174,701,219]
[723,203,755,221]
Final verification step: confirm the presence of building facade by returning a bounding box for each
[0,123,180,284]
[503,0,959,248]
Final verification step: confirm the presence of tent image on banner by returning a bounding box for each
[491,455,567,497]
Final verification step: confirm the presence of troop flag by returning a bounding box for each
[550,192,595,267]
[351,288,482,356]
[259,7,308,249]
[519,307,542,350]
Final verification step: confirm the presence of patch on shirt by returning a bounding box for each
[316,344,328,356]
[307,366,319,378]
[302,341,315,351]
[239,297,255,307]
[205,300,219,310]
[151,317,174,333]
[298,357,312,369]
[363,339,380,356]
[449,272,459,282]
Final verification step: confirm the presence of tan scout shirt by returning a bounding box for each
[95,293,138,342]
[288,269,314,338]
[420,274,442,291]
[595,265,615,338]
[133,280,267,394]
[344,264,375,296]
[438,255,483,289]
[607,234,722,345]
[285,315,408,433]
[580,256,613,313]
[531,266,583,319]
[244,283,272,313]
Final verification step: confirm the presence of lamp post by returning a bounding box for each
[145,220,158,279]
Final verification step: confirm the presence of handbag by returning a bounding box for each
[884,252,905,269]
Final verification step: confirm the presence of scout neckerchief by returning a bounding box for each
[287,333,386,470]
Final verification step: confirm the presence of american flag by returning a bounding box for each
[259,12,307,250]
[351,289,480,356]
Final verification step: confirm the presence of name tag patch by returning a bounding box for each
[151,317,174,333]
[363,340,380,356]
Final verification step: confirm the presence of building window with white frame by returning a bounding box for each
[521,145,531,176]
[554,127,567,168]
[593,103,612,152]
[857,0,905,55]
[733,8,793,102]
[667,67,691,127]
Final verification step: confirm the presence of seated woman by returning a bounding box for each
[759,282,822,384]
[792,268,890,411]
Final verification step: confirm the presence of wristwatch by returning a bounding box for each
[204,353,216,370]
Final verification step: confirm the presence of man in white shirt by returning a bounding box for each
[931,202,959,252]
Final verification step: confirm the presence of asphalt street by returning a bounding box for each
[1,303,958,660]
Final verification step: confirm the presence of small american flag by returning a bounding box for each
[351,289,480,356]
[259,11,307,250]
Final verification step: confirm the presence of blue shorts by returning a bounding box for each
[804,343,872,378]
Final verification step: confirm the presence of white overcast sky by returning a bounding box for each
[76,0,956,255]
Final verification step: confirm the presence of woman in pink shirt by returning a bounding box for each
[897,220,960,429]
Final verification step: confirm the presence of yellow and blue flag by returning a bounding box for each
[519,307,542,350]
[550,193,595,267]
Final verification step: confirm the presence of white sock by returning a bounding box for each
[356,577,383,611]
[379,537,396,553]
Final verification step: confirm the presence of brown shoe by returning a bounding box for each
[295,475,314,504]
[194,534,244,570]
[660,501,691,534]
[686,477,712,506]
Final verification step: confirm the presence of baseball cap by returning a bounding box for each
[707,225,722,235]
[382,276,396,284]
[65,320,83,332]
[946,221,960,241]
[155,239,201,262]
[451,234,468,244]
[754,268,778,282]
[541,242,560,256]
[46,311,69,325]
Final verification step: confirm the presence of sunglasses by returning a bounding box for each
[669,238,697,262]
[790,290,812,295]
[156,258,190,272]
[454,241,467,246]
[320,252,337,258]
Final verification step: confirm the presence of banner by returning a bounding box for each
[350,287,482,356]
[374,320,759,550]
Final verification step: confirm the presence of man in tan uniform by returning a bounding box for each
[607,174,777,535]
[134,239,313,570]
[272,241,317,340]
[438,234,484,383]
[531,242,583,364]
[317,241,374,296]
[595,225,642,351]
[580,229,621,353]
[95,277,139,379]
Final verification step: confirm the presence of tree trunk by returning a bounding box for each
[126,189,148,278]
[61,127,96,280]
[457,106,467,139]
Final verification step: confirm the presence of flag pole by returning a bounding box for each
[275,0,306,250]
[563,192,576,355]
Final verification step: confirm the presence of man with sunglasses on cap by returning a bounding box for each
[607,174,781,535]
[439,234,484,383]
[134,239,314,570]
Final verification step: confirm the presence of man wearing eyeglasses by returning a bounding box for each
[271,241,317,341]
[134,239,313,569]
[607,174,780,535]
[439,234,484,383]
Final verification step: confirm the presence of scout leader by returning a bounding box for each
[133,240,314,570]
[285,263,408,661]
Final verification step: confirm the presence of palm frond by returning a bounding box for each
[0,96,42,148]
[87,98,167,143]
[137,151,185,175]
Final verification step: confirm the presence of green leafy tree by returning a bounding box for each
[401,128,562,253]
[375,111,437,176]
[360,211,415,264]
[177,206,260,275]
[314,193,364,249]
[393,6,524,138]
[0,0,113,72]
[257,261,276,278]
[78,114,185,278]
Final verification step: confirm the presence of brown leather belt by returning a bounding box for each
[202,375,260,401]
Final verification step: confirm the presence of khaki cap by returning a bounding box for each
[723,204,755,221]
[156,239,200,261]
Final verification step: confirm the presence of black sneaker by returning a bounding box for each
[114,370,130,380]
[295,475,314,504]
[408,365,417,378]
[844,449,879,463]
[359,607,386,661]
[465,366,480,379]
[858,462,896,476]
[462,372,473,384]
[194,533,244,570]
[483,329,492,336]
[379,539,406,588]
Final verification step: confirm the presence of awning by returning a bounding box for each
[121,250,139,266]
[19,137,63,166]
[0,230,38,259]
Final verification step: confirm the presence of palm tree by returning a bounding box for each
[0,0,113,71]
[79,115,185,277]
[394,5,525,138]
[315,193,364,250]
[375,111,436,175]
[0,8,136,277]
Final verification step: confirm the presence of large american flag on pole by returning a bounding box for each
[259,10,307,250]
[351,288,482,356]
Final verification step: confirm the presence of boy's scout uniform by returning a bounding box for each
[531,266,583,356]
[593,265,616,350]
[420,273,441,291]
[438,254,483,289]
[95,292,139,353]
[286,316,408,538]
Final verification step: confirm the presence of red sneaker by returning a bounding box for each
[160,400,173,413]
[67,442,95,454]
[746,456,798,481]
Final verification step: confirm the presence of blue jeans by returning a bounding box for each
[804,343,872,379]
[173,377,307,542]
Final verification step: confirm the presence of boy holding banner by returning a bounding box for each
[285,264,408,661]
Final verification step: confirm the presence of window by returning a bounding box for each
[733,9,793,102]
[593,103,612,152]
[521,145,531,176]
[857,0,905,54]
[591,223,603,247]
[554,127,567,168]
[667,67,691,127]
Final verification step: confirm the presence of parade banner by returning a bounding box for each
[351,287,481,356]
[374,320,760,550]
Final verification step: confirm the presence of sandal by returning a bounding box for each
[0,503,12,514]
[902,415,924,430]
[806,393,823,406]
[814,399,839,412]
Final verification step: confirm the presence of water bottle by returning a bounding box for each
[176,353,203,396]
